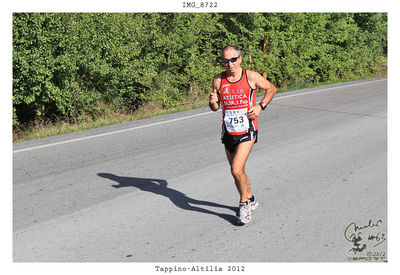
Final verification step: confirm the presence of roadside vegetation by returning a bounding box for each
[13,13,387,142]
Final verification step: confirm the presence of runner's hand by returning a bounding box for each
[248,105,262,120]
[209,90,219,105]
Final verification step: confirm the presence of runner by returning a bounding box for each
[209,45,277,224]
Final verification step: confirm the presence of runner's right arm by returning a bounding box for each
[209,75,221,111]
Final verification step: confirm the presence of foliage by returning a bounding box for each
[13,13,387,126]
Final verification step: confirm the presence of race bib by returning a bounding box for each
[224,108,249,133]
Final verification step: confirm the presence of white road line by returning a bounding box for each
[274,78,386,100]
[13,78,386,153]
[13,111,214,153]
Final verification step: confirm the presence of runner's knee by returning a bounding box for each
[231,165,245,179]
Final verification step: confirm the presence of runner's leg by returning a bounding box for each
[225,138,256,202]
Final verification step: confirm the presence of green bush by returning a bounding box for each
[13,13,387,126]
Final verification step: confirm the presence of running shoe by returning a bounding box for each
[250,197,258,211]
[237,200,251,224]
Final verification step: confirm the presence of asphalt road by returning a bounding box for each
[13,78,387,262]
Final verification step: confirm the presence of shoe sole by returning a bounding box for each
[236,210,251,224]
[237,216,251,225]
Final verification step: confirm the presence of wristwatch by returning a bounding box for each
[259,102,267,110]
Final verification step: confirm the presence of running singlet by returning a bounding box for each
[217,69,257,135]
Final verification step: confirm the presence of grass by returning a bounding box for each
[13,75,386,143]
[13,99,209,142]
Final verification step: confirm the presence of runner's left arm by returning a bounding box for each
[248,72,277,119]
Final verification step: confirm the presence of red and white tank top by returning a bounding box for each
[217,69,258,135]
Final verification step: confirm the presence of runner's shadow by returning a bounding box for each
[97,173,240,226]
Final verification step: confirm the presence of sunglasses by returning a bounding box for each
[222,56,240,64]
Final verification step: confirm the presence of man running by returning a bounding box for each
[209,45,276,224]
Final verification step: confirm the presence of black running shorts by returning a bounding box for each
[222,130,258,153]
